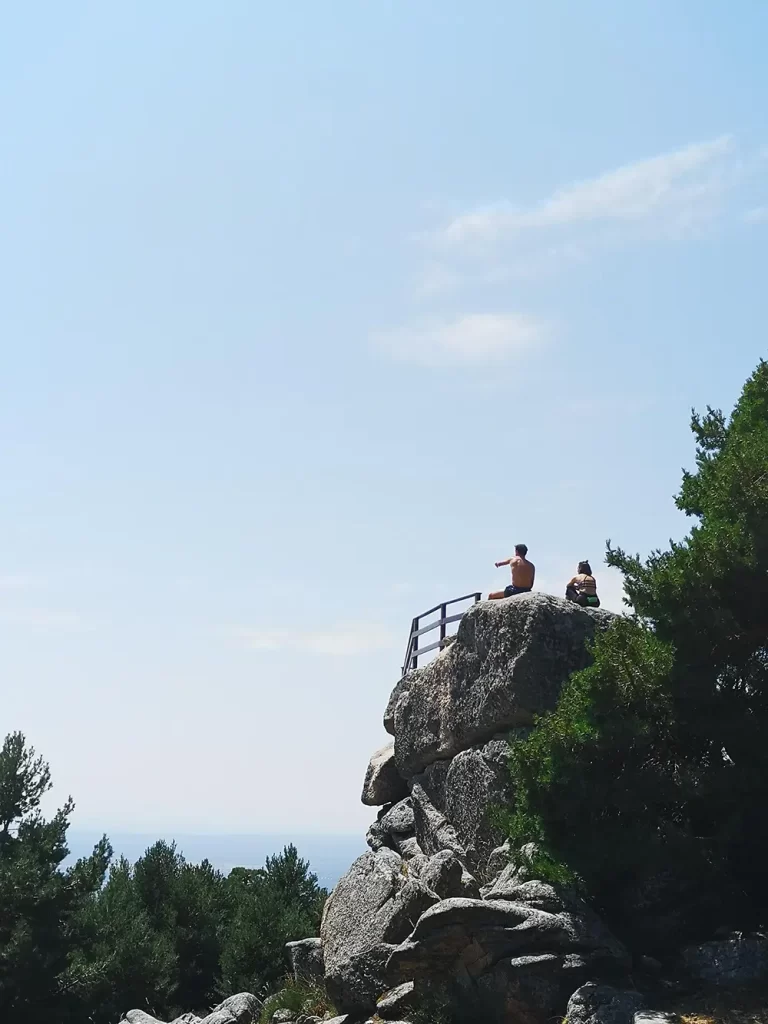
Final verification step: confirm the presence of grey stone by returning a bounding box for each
[214,994,259,1024]
[410,741,522,878]
[387,891,629,982]
[461,869,481,898]
[361,744,408,807]
[566,983,645,1024]
[393,594,614,777]
[633,1015,677,1024]
[321,848,439,1015]
[376,981,416,1019]
[420,850,465,899]
[323,1016,349,1023]
[681,936,768,984]
[126,1013,165,1024]
[394,835,423,859]
[477,953,591,1024]
[286,938,324,985]
[200,1012,238,1024]
[380,797,415,834]
[485,840,511,884]
[170,1016,202,1024]
[410,764,465,861]
[368,799,416,852]
[270,1012,296,1024]
[384,670,421,736]
[482,851,544,899]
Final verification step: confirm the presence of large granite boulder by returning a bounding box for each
[386,886,629,1023]
[361,744,408,806]
[389,594,614,777]
[410,737,518,877]
[320,848,439,1016]
[387,889,629,980]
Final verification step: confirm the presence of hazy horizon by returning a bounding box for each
[66,830,366,890]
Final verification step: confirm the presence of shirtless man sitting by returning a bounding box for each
[489,544,535,599]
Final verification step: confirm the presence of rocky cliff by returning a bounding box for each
[121,592,768,1024]
[320,593,625,1023]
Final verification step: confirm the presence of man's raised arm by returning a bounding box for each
[495,557,512,568]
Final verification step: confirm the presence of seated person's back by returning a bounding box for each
[565,561,600,606]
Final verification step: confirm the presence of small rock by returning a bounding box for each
[376,981,415,1019]
[201,1013,238,1024]
[420,850,465,899]
[286,938,325,985]
[361,744,408,807]
[395,836,423,859]
[215,994,259,1024]
[271,1011,296,1024]
[566,983,645,1024]
[200,1014,237,1024]
[485,840,511,882]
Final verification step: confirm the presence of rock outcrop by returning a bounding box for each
[315,593,622,1020]
[390,593,613,777]
[361,744,408,807]
[320,848,439,1015]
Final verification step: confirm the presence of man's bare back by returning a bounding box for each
[489,543,535,599]
[509,554,535,589]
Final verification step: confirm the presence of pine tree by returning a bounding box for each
[0,732,110,1022]
[503,361,768,947]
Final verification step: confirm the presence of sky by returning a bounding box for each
[1,1,767,840]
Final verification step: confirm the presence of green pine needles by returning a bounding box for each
[501,360,768,948]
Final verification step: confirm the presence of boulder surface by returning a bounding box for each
[390,593,614,777]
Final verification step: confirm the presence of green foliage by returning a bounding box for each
[258,977,335,1024]
[503,361,768,943]
[0,730,327,1023]
[220,846,327,997]
[0,732,110,1023]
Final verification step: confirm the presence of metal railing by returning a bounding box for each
[401,592,482,676]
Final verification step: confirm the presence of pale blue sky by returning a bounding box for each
[1,1,767,836]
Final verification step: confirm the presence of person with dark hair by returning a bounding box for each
[489,544,535,599]
[565,561,600,607]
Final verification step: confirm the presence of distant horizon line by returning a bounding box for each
[68,828,364,837]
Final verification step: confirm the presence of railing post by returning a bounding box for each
[439,603,447,645]
[411,616,419,672]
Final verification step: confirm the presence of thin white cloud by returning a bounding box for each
[224,624,396,656]
[0,574,46,589]
[744,205,768,223]
[441,136,734,245]
[373,312,549,366]
[0,608,87,630]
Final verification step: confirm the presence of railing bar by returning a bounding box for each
[409,613,464,640]
[411,638,444,659]
[415,593,481,619]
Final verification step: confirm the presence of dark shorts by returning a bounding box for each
[504,585,533,597]
[566,586,600,608]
